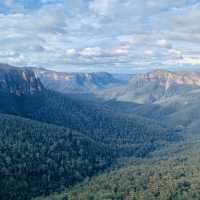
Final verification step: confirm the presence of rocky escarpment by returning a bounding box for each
[98,69,200,104]
[32,68,121,93]
[135,70,200,90]
[0,64,43,96]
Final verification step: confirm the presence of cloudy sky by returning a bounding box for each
[0,0,200,72]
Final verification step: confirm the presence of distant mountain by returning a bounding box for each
[32,68,122,94]
[95,69,200,134]
[97,69,200,134]
[112,73,134,82]
[0,63,43,96]
[98,69,200,104]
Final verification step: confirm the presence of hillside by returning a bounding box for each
[0,112,112,200]
[128,88,200,134]
[36,135,200,200]
[0,89,175,157]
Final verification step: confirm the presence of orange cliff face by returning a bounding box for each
[33,68,120,88]
[37,70,74,81]
[135,70,200,90]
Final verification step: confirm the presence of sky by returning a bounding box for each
[0,0,200,73]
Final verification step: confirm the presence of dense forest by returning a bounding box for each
[0,113,113,200]
[36,136,200,200]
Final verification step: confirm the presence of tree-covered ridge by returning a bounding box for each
[0,113,112,200]
[37,139,200,200]
[67,165,200,200]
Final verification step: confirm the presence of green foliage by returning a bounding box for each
[37,138,200,200]
[0,113,112,200]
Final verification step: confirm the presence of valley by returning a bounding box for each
[1,1,199,199]
[0,63,200,200]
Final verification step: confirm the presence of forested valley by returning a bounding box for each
[0,65,200,200]
[1,1,200,199]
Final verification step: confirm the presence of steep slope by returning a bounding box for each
[156,89,200,133]
[98,70,200,104]
[126,85,200,134]
[33,68,121,94]
[0,63,43,95]
[0,112,112,200]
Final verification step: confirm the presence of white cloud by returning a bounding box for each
[78,45,130,58]
[111,44,130,56]
[157,39,172,49]
[168,49,182,59]
[0,50,19,58]
[89,0,115,16]
[79,47,102,57]
[34,4,66,33]
[66,48,76,56]
[144,50,154,57]
[180,56,200,66]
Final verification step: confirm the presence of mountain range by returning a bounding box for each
[32,67,122,94]
[32,67,200,109]
[97,69,200,104]
[1,63,200,200]
[0,63,179,200]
